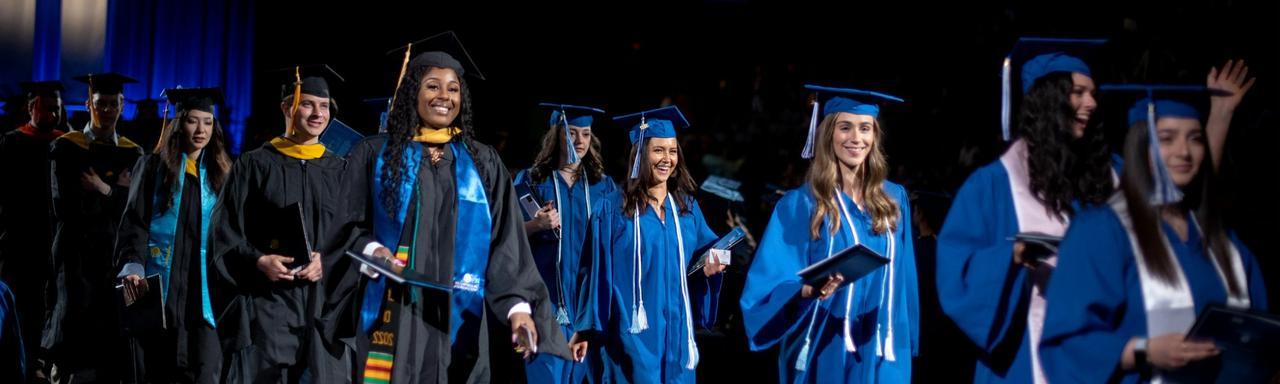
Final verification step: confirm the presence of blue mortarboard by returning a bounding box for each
[1102,83,1210,206]
[1001,37,1107,141]
[539,103,606,165]
[612,105,690,179]
[801,84,904,159]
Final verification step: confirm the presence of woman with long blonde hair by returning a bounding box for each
[741,85,918,383]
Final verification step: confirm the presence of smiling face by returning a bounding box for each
[829,112,877,171]
[1067,72,1098,139]
[281,93,331,140]
[646,137,679,186]
[416,67,462,129]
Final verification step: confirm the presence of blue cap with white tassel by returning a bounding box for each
[1001,37,1107,141]
[1102,83,1212,206]
[612,105,690,179]
[538,103,605,165]
[801,84,904,159]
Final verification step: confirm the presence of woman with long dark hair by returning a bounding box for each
[513,103,617,383]
[574,105,728,383]
[935,37,1116,384]
[115,87,232,382]
[325,32,569,383]
[741,85,917,383]
[1041,77,1267,383]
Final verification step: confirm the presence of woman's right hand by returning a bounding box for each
[1147,333,1219,370]
[529,203,560,233]
[800,273,844,300]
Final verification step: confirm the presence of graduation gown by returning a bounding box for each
[576,193,723,384]
[935,147,1120,383]
[208,140,349,383]
[114,154,223,382]
[44,129,142,376]
[0,125,61,374]
[512,169,617,384]
[1039,207,1268,383]
[0,280,25,383]
[740,183,919,383]
[323,135,569,384]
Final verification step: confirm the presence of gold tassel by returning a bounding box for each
[289,66,302,135]
[156,101,170,153]
[388,42,413,116]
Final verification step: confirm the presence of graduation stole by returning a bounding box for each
[360,140,492,376]
[1107,195,1248,381]
[146,154,217,327]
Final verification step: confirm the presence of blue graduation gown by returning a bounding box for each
[576,193,723,384]
[1039,208,1268,383]
[935,161,1034,383]
[740,182,918,383]
[513,170,618,384]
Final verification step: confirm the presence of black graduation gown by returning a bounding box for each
[321,135,569,384]
[114,154,223,383]
[208,141,348,384]
[0,127,58,375]
[44,130,142,377]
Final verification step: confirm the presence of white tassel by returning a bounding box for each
[794,340,812,371]
[843,286,857,352]
[883,233,898,361]
[802,101,819,159]
[556,305,570,326]
[1001,57,1013,142]
[1146,100,1184,205]
[629,116,647,179]
[562,110,579,165]
[686,343,699,370]
[629,301,649,334]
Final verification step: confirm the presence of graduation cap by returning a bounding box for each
[381,31,484,123]
[1101,83,1210,206]
[388,30,486,81]
[612,105,689,179]
[272,64,345,101]
[538,103,606,165]
[700,175,745,203]
[801,84,904,159]
[73,72,138,96]
[1001,37,1107,141]
[20,80,64,101]
[162,87,223,114]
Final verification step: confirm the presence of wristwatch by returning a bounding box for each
[1133,338,1152,377]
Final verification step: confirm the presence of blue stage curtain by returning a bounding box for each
[103,0,254,153]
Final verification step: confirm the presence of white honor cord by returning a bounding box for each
[833,190,862,353]
[668,195,699,369]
